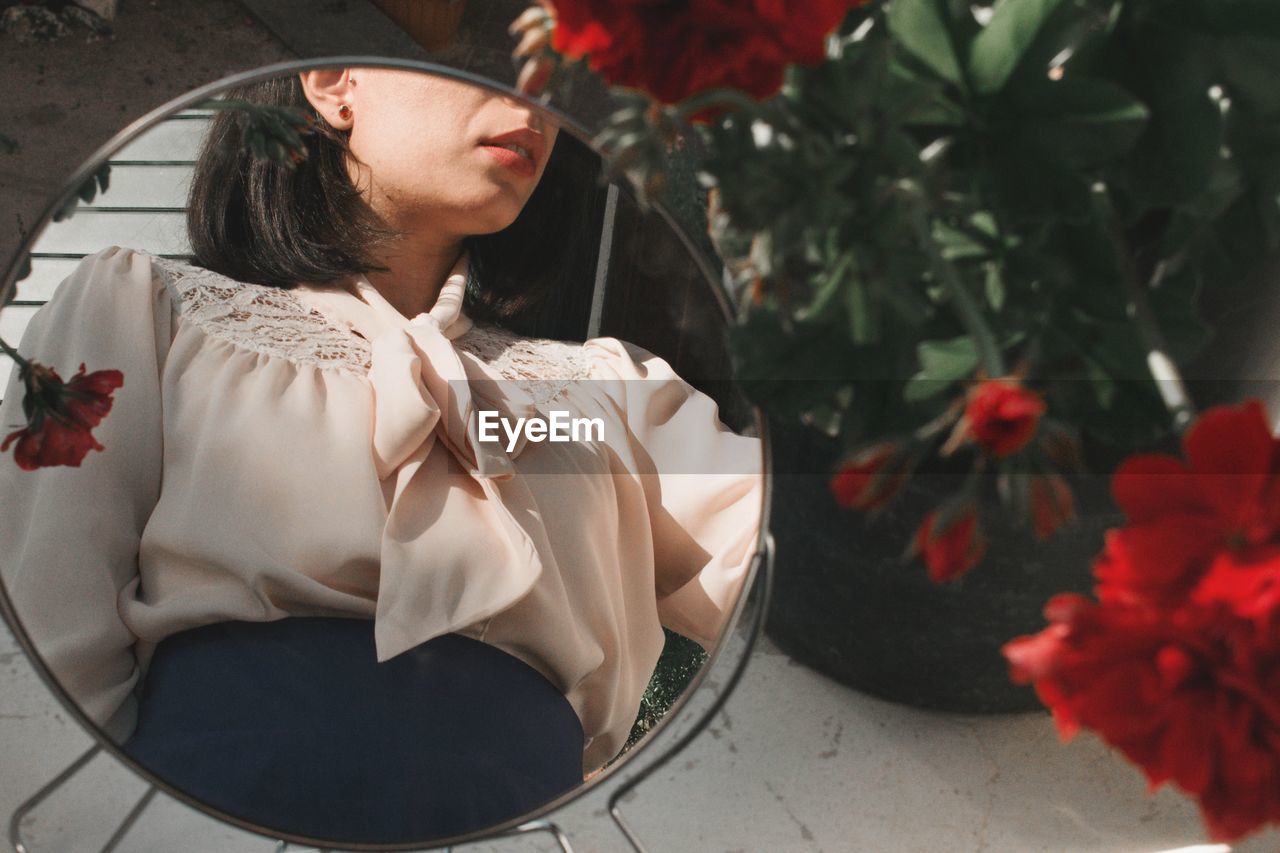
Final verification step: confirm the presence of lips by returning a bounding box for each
[478,127,545,178]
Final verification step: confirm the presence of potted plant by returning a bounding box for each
[513,0,1280,842]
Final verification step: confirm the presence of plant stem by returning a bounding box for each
[673,88,764,123]
[906,199,1007,377]
[1094,187,1197,434]
[0,336,28,369]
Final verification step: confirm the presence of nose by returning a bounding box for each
[500,94,546,132]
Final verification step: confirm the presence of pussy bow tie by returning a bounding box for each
[312,252,541,482]
[296,254,547,662]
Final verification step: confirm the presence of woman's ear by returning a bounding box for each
[298,69,356,130]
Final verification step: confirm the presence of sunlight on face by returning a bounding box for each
[343,68,561,239]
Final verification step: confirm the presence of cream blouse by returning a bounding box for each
[0,246,763,775]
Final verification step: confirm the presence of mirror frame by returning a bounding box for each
[0,57,774,852]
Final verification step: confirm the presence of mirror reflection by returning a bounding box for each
[0,66,763,846]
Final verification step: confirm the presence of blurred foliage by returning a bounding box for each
[199,98,315,169]
[684,0,1280,457]
[52,162,110,222]
[621,628,708,758]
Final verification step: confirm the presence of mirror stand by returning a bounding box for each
[8,744,155,853]
[604,538,773,853]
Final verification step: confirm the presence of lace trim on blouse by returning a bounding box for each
[151,257,372,374]
[454,323,593,407]
[150,256,592,404]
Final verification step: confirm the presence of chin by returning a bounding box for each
[466,201,524,235]
[401,186,527,236]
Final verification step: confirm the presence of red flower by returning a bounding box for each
[1003,592,1280,842]
[1,362,124,470]
[1095,399,1280,607]
[911,506,986,583]
[1029,473,1074,539]
[960,379,1046,457]
[830,442,909,511]
[1192,545,1280,627]
[546,0,862,113]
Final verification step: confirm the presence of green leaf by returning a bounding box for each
[1219,35,1280,117]
[1017,78,1151,168]
[969,0,1067,96]
[1122,27,1223,207]
[904,336,979,402]
[888,0,966,88]
[844,276,877,344]
[910,329,1029,401]
[984,263,1006,310]
[729,308,858,420]
[934,220,991,261]
[1083,355,1117,409]
[10,254,31,291]
[889,62,967,126]
[52,164,112,223]
[875,271,936,325]
[798,251,855,321]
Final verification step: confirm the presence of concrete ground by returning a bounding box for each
[3,2,1280,851]
[1,0,292,272]
[4,621,1277,852]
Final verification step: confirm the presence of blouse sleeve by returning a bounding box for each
[0,247,170,741]
[584,336,764,651]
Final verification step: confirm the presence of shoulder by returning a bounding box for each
[143,253,372,374]
[454,321,595,407]
[580,335,682,384]
[453,325,682,391]
[451,326,689,411]
[146,252,295,319]
[21,248,170,344]
[454,320,585,366]
[580,337,752,438]
[42,246,166,306]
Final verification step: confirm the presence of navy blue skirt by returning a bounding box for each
[121,617,585,845]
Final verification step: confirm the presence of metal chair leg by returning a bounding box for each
[9,744,157,853]
[10,744,102,853]
[498,818,575,853]
[99,785,157,853]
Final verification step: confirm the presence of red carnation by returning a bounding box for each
[960,379,1046,458]
[911,506,985,583]
[1004,592,1280,842]
[546,0,862,114]
[1095,399,1280,607]
[1192,545,1280,627]
[1,361,124,470]
[830,442,909,511]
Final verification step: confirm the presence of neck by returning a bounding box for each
[362,235,465,320]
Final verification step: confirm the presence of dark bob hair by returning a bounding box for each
[186,73,606,339]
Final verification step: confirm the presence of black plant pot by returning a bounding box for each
[764,418,1126,713]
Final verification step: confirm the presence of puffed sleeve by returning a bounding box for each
[0,247,169,741]
[584,336,764,651]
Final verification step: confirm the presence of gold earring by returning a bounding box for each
[338,104,352,121]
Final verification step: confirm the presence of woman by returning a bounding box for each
[0,68,762,844]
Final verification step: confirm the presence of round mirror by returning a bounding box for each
[0,59,769,850]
